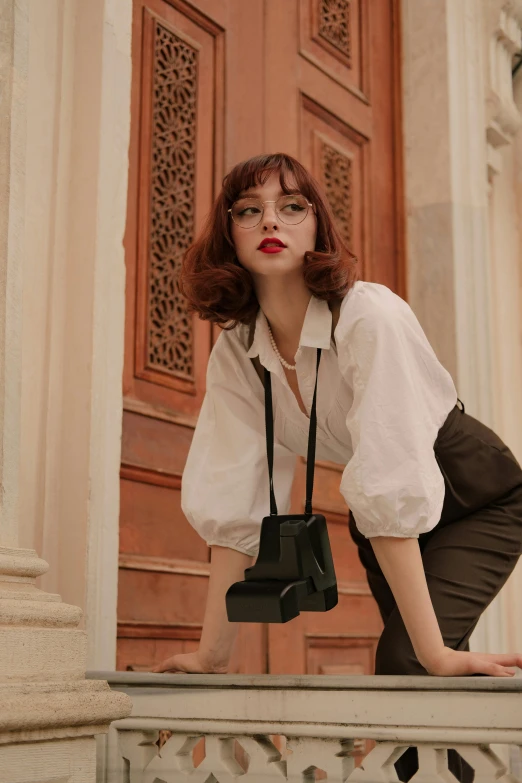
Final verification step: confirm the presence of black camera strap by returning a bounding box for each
[264,348,322,517]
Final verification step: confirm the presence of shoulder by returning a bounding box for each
[206,323,259,392]
[207,326,242,372]
[337,281,413,340]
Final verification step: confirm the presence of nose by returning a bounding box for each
[261,201,280,230]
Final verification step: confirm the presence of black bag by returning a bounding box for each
[226,346,338,623]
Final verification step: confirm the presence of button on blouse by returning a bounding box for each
[180,281,458,556]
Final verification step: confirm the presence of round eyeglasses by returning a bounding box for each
[228,194,313,228]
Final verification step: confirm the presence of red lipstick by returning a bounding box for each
[258,238,286,254]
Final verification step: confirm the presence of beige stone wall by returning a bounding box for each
[0,0,25,552]
[18,0,132,669]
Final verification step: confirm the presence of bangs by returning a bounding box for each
[222,154,315,204]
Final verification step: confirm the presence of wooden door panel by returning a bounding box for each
[306,637,378,675]
[301,98,370,275]
[299,0,370,97]
[118,569,210,624]
[299,57,374,139]
[119,476,208,560]
[121,411,192,474]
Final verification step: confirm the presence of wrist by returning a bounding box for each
[198,646,231,673]
[419,645,450,675]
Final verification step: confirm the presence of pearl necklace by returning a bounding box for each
[267,323,297,371]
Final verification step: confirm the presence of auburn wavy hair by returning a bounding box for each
[177,152,359,329]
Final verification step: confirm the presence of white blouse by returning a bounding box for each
[181,281,458,556]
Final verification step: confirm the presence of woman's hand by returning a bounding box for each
[151,650,228,674]
[426,647,522,677]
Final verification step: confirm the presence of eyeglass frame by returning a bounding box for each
[227,195,314,228]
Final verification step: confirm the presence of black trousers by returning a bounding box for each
[348,403,522,783]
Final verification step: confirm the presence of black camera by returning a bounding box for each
[225,511,338,623]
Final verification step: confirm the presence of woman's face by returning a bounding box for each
[229,170,317,283]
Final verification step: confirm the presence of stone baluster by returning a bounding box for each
[114,730,522,783]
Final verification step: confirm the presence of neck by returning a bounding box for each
[255,279,312,358]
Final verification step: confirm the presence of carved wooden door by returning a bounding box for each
[117,0,403,677]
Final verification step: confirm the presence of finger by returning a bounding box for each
[469,659,510,677]
[151,663,175,673]
[479,653,522,667]
[485,664,515,677]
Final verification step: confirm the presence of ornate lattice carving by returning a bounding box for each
[118,732,353,783]
[117,731,522,783]
[320,142,353,250]
[318,0,352,63]
[147,21,196,378]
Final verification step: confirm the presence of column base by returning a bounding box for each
[0,546,131,780]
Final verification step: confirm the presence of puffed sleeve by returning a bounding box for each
[338,284,457,538]
[181,329,297,557]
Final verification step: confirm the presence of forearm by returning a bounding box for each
[369,536,445,671]
[198,544,254,670]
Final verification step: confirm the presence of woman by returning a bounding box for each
[152,153,522,774]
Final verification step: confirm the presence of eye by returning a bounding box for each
[277,194,308,213]
[238,205,262,215]
[232,199,263,218]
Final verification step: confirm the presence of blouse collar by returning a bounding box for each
[246,294,333,368]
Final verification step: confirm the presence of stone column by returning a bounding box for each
[401,0,493,425]
[484,0,522,659]
[400,0,521,658]
[0,1,130,779]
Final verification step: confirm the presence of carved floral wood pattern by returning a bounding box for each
[147,21,196,379]
[320,141,354,251]
[318,0,352,64]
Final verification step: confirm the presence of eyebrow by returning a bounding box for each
[237,188,301,199]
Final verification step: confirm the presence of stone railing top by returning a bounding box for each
[87,670,522,743]
[86,669,522,692]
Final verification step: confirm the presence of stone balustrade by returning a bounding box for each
[87,671,522,783]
